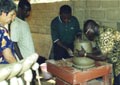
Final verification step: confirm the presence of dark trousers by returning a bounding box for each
[113,74,120,85]
[53,43,74,60]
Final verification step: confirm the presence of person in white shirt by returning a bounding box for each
[10,0,35,60]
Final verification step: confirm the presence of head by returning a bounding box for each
[59,5,72,24]
[83,19,99,41]
[18,0,31,19]
[0,0,16,25]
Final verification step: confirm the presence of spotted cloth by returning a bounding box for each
[95,26,120,76]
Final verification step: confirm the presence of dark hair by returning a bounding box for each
[60,5,72,14]
[83,19,99,34]
[0,0,16,15]
[18,0,31,11]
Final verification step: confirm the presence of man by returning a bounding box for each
[10,0,35,60]
[10,0,37,84]
[82,19,120,85]
[51,5,82,60]
[0,0,17,64]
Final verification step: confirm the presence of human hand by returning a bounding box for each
[77,46,86,57]
[67,48,74,57]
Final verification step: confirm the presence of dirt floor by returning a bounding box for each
[35,75,103,85]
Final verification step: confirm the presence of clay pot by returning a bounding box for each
[74,39,92,53]
[73,39,95,69]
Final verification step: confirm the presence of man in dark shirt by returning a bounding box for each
[51,5,82,60]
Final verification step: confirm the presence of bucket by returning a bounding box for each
[40,63,52,79]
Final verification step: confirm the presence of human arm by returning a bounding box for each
[56,40,73,56]
[2,48,16,63]
[0,27,17,63]
[77,46,107,61]
[85,53,107,61]
[51,18,69,50]
[56,40,67,50]
[13,42,23,60]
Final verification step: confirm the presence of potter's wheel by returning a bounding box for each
[72,57,95,69]
[73,63,95,69]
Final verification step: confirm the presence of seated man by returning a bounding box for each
[80,19,120,85]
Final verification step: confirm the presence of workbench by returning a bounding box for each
[47,59,112,85]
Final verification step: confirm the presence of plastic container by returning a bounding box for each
[40,63,52,79]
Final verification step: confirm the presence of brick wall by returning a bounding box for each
[27,0,120,59]
[85,0,120,29]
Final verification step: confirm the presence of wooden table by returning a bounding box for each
[47,59,112,85]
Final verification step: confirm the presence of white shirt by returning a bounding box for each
[11,17,35,58]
